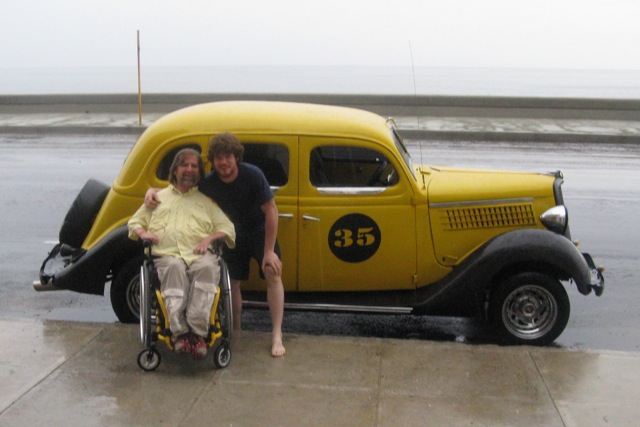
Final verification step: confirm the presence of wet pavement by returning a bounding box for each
[1,319,639,426]
[1,99,639,425]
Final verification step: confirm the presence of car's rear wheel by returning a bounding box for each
[489,272,570,346]
[111,257,143,323]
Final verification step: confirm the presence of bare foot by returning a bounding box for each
[271,334,286,357]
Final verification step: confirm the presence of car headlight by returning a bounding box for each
[540,205,568,234]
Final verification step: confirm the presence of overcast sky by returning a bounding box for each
[1,0,639,70]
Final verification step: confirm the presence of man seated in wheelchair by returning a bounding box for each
[128,148,235,360]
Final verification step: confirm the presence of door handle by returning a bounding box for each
[278,213,294,219]
[302,215,320,222]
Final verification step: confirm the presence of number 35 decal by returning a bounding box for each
[329,214,381,263]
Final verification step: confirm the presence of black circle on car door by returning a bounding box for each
[328,214,381,263]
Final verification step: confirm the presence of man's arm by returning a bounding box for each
[260,198,282,276]
[193,231,228,255]
[132,228,160,245]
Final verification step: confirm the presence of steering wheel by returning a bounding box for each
[368,159,389,186]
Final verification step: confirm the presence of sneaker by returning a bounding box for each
[191,336,207,360]
[173,334,191,354]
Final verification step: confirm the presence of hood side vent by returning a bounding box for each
[442,204,535,230]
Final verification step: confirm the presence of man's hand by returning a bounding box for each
[193,240,210,255]
[144,188,161,209]
[193,232,226,255]
[262,250,282,277]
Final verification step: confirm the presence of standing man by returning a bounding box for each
[146,133,286,357]
[130,148,235,360]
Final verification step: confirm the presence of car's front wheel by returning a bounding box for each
[110,257,143,323]
[489,272,570,346]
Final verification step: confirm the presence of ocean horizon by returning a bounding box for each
[1,65,639,99]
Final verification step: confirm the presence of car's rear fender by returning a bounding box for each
[412,228,596,317]
[50,226,141,295]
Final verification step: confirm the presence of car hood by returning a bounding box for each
[418,165,561,267]
[422,166,558,205]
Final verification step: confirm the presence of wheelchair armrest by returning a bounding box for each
[211,238,228,256]
[142,239,154,258]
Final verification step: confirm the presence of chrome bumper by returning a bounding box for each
[583,253,605,297]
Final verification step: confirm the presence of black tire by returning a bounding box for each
[137,348,161,371]
[111,257,143,324]
[489,272,570,346]
[213,344,232,369]
[59,179,110,248]
[139,261,154,347]
[218,261,233,341]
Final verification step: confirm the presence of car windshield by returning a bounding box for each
[391,128,415,180]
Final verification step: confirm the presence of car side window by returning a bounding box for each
[310,146,398,187]
[243,143,289,187]
[156,144,202,181]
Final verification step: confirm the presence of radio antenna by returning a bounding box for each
[409,41,426,188]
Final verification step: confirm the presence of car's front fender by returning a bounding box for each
[413,228,603,317]
[47,226,141,295]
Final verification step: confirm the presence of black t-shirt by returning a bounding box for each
[199,163,273,234]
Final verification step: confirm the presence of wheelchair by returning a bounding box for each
[136,240,233,371]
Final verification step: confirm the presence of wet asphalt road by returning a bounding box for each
[1,133,638,352]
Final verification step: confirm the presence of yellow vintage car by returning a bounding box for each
[37,101,604,345]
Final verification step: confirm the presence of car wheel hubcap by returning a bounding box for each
[502,285,557,340]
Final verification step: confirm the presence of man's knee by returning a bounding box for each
[264,267,284,289]
[263,264,279,280]
[158,256,186,271]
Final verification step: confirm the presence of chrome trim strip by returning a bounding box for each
[244,300,412,314]
[317,187,387,195]
[430,197,534,209]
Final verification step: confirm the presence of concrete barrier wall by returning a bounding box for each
[2,93,639,120]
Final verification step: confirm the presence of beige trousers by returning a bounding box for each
[153,252,220,338]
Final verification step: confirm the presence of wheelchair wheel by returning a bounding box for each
[218,261,233,341]
[139,261,154,348]
[137,348,161,371]
[213,344,232,369]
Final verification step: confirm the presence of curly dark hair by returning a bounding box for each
[207,132,244,163]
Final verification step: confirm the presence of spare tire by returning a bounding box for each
[59,179,110,248]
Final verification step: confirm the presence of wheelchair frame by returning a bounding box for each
[136,240,233,371]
